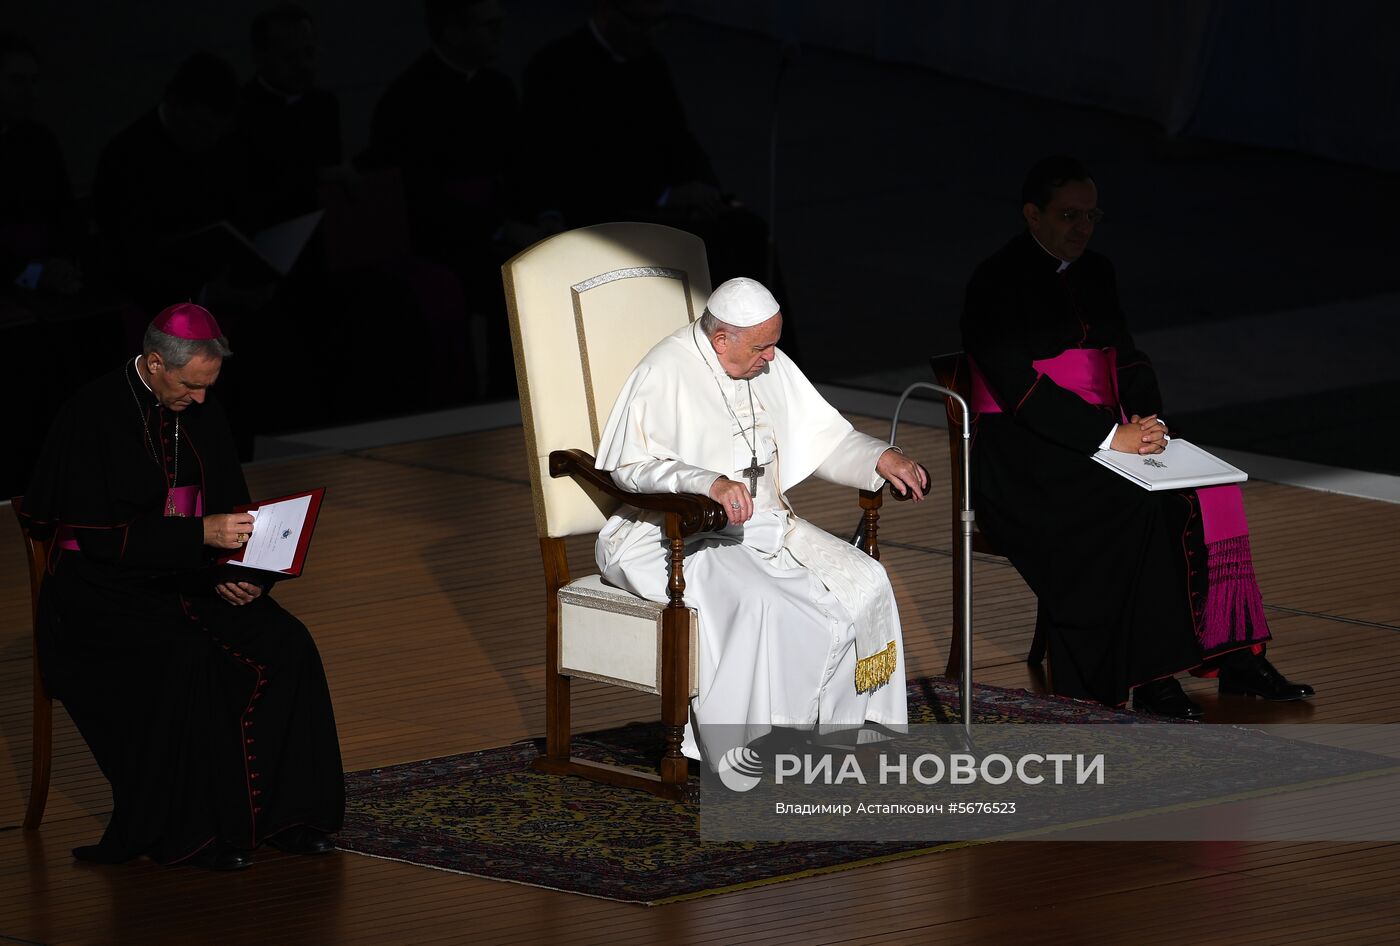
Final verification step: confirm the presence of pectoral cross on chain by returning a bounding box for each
[742,454,764,496]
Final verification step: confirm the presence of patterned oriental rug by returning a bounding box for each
[336,678,1165,904]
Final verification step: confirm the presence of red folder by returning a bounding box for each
[218,487,326,577]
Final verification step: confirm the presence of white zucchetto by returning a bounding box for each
[704,277,780,328]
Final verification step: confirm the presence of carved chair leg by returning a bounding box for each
[660,531,690,787]
[858,490,882,561]
[24,672,51,830]
[545,675,572,761]
[659,607,688,787]
[540,537,571,763]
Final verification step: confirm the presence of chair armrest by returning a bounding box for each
[548,449,729,537]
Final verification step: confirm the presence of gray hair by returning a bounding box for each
[698,309,739,339]
[142,325,234,367]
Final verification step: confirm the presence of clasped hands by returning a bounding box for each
[1111,414,1169,455]
[203,512,263,607]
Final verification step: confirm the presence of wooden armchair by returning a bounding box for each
[503,223,882,800]
[10,496,54,830]
[928,355,1045,678]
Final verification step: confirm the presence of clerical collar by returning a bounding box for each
[256,74,304,106]
[588,18,628,63]
[1030,233,1073,273]
[431,45,478,80]
[132,356,155,394]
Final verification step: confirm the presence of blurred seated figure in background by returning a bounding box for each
[368,0,542,400]
[238,2,343,232]
[522,0,797,360]
[0,32,85,308]
[93,53,261,320]
[0,31,129,498]
[96,52,298,455]
[235,2,475,428]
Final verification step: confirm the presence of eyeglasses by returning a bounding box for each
[1057,208,1105,224]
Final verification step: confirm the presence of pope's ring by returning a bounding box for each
[237,533,250,544]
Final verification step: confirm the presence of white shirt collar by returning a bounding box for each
[1031,233,1072,273]
[133,356,155,393]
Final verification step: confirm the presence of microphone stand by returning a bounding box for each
[850,381,976,738]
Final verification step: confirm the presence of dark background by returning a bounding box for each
[6,0,1400,496]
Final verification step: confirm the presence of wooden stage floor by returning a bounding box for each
[4,417,1400,944]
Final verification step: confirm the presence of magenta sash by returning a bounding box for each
[969,347,1267,651]
[969,348,1124,419]
[56,486,204,551]
[166,485,204,518]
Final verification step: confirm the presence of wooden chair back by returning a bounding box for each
[10,496,53,829]
[502,222,712,541]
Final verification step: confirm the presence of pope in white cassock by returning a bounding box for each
[593,277,929,762]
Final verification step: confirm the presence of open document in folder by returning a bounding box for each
[219,487,326,577]
[1092,439,1247,491]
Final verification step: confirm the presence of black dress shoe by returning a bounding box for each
[1131,677,1204,720]
[1218,653,1315,701]
[267,825,336,855]
[189,843,253,871]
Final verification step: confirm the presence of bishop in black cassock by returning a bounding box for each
[21,304,343,869]
[961,157,1312,717]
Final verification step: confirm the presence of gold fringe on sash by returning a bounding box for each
[854,640,898,693]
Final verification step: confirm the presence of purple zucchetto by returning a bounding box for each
[151,302,224,340]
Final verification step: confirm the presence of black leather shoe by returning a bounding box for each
[1218,653,1315,701]
[267,826,336,855]
[1132,677,1204,720]
[189,843,253,871]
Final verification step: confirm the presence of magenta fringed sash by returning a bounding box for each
[969,348,1270,650]
[1195,485,1269,650]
